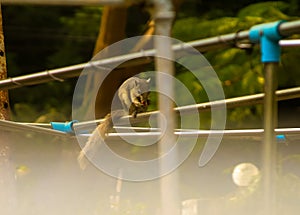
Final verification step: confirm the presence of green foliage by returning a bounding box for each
[3,1,300,127]
[47,7,102,68]
[4,6,101,122]
[172,1,300,128]
[10,81,74,122]
[12,103,39,122]
[280,46,300,87]
[3,5,75,73]
[238,1,290,20]
[173,17,240,42]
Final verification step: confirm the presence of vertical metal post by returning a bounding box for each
[152,0,180,214]
[263,62,278,215]
[249,21,285,215]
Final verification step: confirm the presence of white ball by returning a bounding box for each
[232,163,260,187]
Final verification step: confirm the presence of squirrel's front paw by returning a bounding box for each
[133,101,142,107]
[132,112,137,118]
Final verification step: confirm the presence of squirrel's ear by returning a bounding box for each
[146,78,151,83]
[134,80,138,86]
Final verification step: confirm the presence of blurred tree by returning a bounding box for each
[2,6,77,73]
[47,6,102,67]
[0,5,9,120]
[2,5,79,121]
[88,5,134,119]
[91,0,183,119]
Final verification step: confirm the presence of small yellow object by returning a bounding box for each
[257,76,264,85]
[16,165,30,176]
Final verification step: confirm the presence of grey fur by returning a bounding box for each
[118,77,150,117]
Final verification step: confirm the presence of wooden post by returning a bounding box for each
[0,6,14,214]
[0,5,9,120]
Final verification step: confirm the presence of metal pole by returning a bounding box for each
[152,0,180,214]
[279,39,300,47]
[3,119,300,138]
[249,21,285,215]
[18,85,300,132]
[279,20,300,36]
[0,20,300,91]
[262,63,278,215]
[59,86,300,131]
[0,119,67,136]
[0,55,152,90]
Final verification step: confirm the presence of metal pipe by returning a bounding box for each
[0,56,152,90]
[180,30,249,52]
[262,63,278,215]
[183,86,300,113]
[153,0,180,214]
[3,118,300,138]
[18,85,300,134]
[23,86,299,132]
[1,20,300,91]
[279,20,300,37]
[280,39,300,47]
[0,119,68,137]
[103,127,300,138]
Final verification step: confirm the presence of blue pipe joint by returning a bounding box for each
[249,20,286,63]
[276,134,286,142]
[51,120,78,134]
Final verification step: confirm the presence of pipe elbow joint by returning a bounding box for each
[249,20,286,63]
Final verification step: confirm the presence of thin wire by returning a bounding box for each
[47,71,65,82]
[88,61,112,72]
[234,30,254,52]
[10,77,23,86]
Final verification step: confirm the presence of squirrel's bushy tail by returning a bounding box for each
[97,109,125,138]
[77,127,102,169]
[77,110,125,169]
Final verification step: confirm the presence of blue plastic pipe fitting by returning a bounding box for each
[276,134,286,142]
[249,20,286,63]
[51,120,78,133]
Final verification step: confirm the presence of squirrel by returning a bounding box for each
[78,77,151,169]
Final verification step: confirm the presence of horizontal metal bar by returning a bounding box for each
[132,86,300,119]
[176,86,300,113]
[16,120,300,137]
[0,56,152,90]
[1,0,124,6]
[0,20,300,91]
[0,119,69,137]
[67,86,300,132]
[19,86,300,132]
[279,20,300,37]
[3,118,300,139]
[23,86,297,132]
[182,30,250,53]
[77,128,300,139]
[279,39,300,47]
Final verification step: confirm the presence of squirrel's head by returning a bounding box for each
[133,78,150,107]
